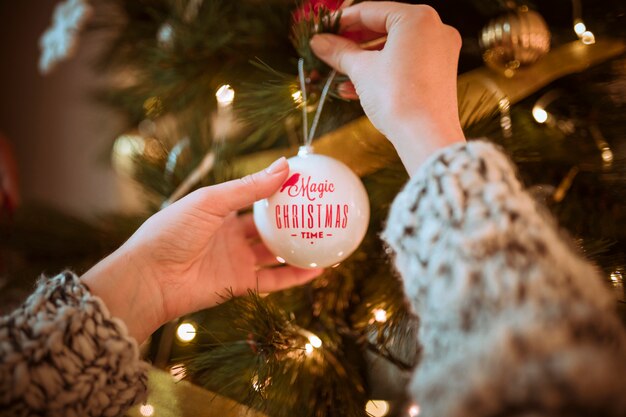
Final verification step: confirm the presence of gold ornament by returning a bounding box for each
[480,7,551,75]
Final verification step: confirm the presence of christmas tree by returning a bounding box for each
[1,0,626,416]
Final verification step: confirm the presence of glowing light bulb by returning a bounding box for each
[610,271,623,283]
[305,343,314,355]
[373,309,388,323]
[308,334,322,348]
[176,322,197,342]
[408,403,420,416]
[215,84,235,106]
[139,404,155,416]
[365,400,390,417]
[601,148,614,163]
[574,21,586,36]
[581,31,595,45]
[532,106,549,124]
[113,134,144,157]
[292,90,303,103]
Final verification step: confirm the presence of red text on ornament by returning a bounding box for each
[301,231,324,239]
[281,174,335,202]
[275,204,349,230]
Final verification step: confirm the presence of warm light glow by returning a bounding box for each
[113,134,144,157]
[215,84,235,106]
[532,107,549,124]
[574,21,586,36]
[308,334,322,348]
[305,343,314,355]
[309,263,318,268]
[157,23,174,46]
[252,375,269,391]
[581,31,595,45]
[276,256,286,264]
[170,363,186,382]
[292,90,303,103]
[601,148,614,163]
[611,271,623,284]
[365,400,390,417]
[139,404,155,416]
[408,403,421,416]
[331,263,341,268]
[373,309,388,323]
[176,322,197,342]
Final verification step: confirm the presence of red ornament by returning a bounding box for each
[293,0,344,23]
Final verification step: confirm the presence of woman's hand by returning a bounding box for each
[82,158,322,343]
[310,1,466,174]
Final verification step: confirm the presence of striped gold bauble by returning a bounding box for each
[480,7,551,75]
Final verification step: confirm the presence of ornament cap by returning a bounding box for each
[298,145,315,156]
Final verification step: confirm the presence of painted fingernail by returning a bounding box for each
[265,157,287,174]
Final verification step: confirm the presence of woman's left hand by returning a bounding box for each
[82,157,322,343]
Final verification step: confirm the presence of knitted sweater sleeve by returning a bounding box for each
[0,271,149,417]
[383,140,626,417]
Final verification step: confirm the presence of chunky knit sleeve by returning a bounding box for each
[383,140,626,417]
[0,271,149,417]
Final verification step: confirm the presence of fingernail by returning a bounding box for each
[310,34,331,55]
[265,157,287,174]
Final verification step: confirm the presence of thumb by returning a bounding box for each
[204,157,289,215]
[310,33,365,76]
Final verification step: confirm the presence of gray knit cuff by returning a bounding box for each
[0,271,149,416]
[383,140,626,416]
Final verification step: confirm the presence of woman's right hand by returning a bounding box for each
[310,1,466,174]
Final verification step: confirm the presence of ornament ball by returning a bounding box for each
[253,147,370,269]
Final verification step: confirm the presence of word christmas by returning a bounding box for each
[274,173,350,231]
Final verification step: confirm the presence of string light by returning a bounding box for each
[581,31,595,45]
[139,404,155,416]
[610,271,623,284]
[305,343,314,355]
[113,134,145,157]
[408,403,421,416]
[365,400,390,417]
[215,84,235,106]
[573,20,586,36]
[308,334,322,348]
[571,1,595,45]
[532,106,549,124]
[251,375,270,392]
[292,90,303,104]
[176,322,197,343]
[373,308,388,323]
[601,148,614,163]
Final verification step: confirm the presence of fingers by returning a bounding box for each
[251,242,278,266]
[311,2,446,76]
[339,1,407,35]
[310,33,366,76]
[199,157,289,216]
[240,213,259,239]
[256,266,323,293]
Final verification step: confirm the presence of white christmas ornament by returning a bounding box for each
[254,146,370,269]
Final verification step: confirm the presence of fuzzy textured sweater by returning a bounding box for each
[2,140,626,416]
